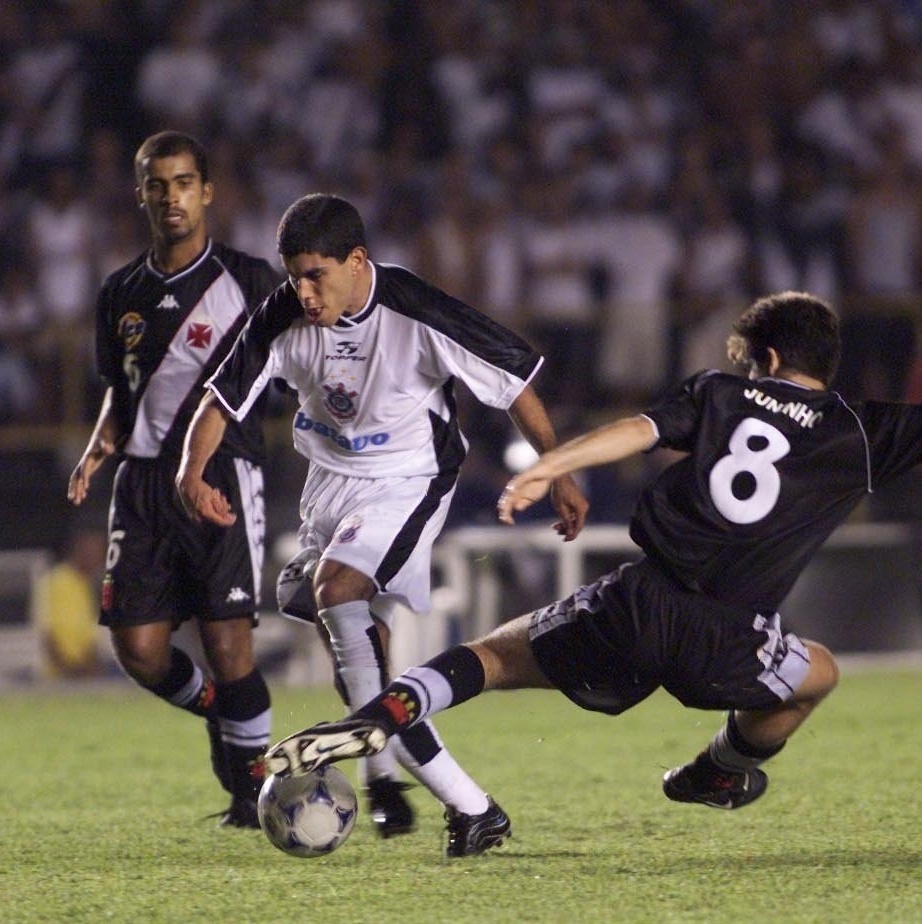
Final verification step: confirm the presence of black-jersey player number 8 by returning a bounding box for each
[709,418,791,525]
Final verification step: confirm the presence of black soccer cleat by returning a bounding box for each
[444,797,511,858]
[662,753,768,810]
[366,777,415,838]
[264,718,388,777]
[214,796,260,829]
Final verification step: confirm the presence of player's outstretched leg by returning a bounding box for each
[264,718,388,777]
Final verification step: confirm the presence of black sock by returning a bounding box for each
[726,710,786,761]
[353,645,486,735]
[145,647,215,717]
[706,711,786,774]
[215,670,272,799]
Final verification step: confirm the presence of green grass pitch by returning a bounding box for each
[2,668,920,923]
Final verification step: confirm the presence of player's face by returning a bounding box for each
[136,152,213,246]
[284,248,367,327]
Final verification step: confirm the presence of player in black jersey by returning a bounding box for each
[262,290,922,825]
[68,132,278,829]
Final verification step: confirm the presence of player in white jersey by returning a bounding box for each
[177,193,588,855]
[68,132,277,829]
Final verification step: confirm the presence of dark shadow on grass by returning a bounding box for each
[500,846,922,872]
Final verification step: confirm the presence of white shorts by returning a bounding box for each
[290,465,457,621]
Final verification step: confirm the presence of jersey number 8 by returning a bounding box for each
[709,417,790,525]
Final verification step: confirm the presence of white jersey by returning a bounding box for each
[208,262,543,479]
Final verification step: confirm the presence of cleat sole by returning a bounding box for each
[265,723,387,777]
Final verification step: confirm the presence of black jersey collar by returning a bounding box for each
[146,239,213,283]
[758,375,814,392]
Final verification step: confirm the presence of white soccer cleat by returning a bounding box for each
[264,719,388,777]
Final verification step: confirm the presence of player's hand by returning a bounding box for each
[497,473,552,525]
[67,438,116,506]
[549,473,588,542]
[175,472,237,526]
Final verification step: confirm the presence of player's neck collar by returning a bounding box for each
[762,374,821,392]
[148,238,212,281]
[336,261,377,327]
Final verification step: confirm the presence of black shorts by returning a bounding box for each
[100,454,265,628]
[528,557,809,715]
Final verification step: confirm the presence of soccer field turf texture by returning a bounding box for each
[2,669,920,924]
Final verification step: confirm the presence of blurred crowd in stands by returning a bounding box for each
[3,0,922,539]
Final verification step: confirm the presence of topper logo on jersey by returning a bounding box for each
[118,312,145,349]
[186,322,213,349]
[326,340,366,362]
[157,294,180,310]
[323,382,358,422]
[293,412,389,451]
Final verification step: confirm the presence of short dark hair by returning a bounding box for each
[134,131,209,185]
[276,194,366,262]
[727,291,841,386]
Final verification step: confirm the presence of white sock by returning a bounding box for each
[319,601,400,786]
[394,722,490,816]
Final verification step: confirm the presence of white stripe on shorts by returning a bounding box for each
[754,611,810,701]
[234,458,265,608]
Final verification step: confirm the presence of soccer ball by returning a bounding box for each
[257,766,358,858]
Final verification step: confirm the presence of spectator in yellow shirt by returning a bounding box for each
[36,528,108,678]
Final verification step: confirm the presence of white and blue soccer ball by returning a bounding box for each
[257,766,358,858]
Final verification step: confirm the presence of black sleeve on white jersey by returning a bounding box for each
[376,264,541,381]
[208,284,301,418]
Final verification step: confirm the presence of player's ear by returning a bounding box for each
[202,181,214,206]
[347,247,367,276]
[766,347,782,375]
[136,187,144,209]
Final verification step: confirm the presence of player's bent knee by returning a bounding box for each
[202,631,255,682]
[799,640,839,701]
[112,644,167,686]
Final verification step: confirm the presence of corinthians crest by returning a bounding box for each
[323,382,359,421]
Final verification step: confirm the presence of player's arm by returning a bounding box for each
[175,390,236,526]
[506,384,589,540]
[68,387,120,507]
[498,415,656,525]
